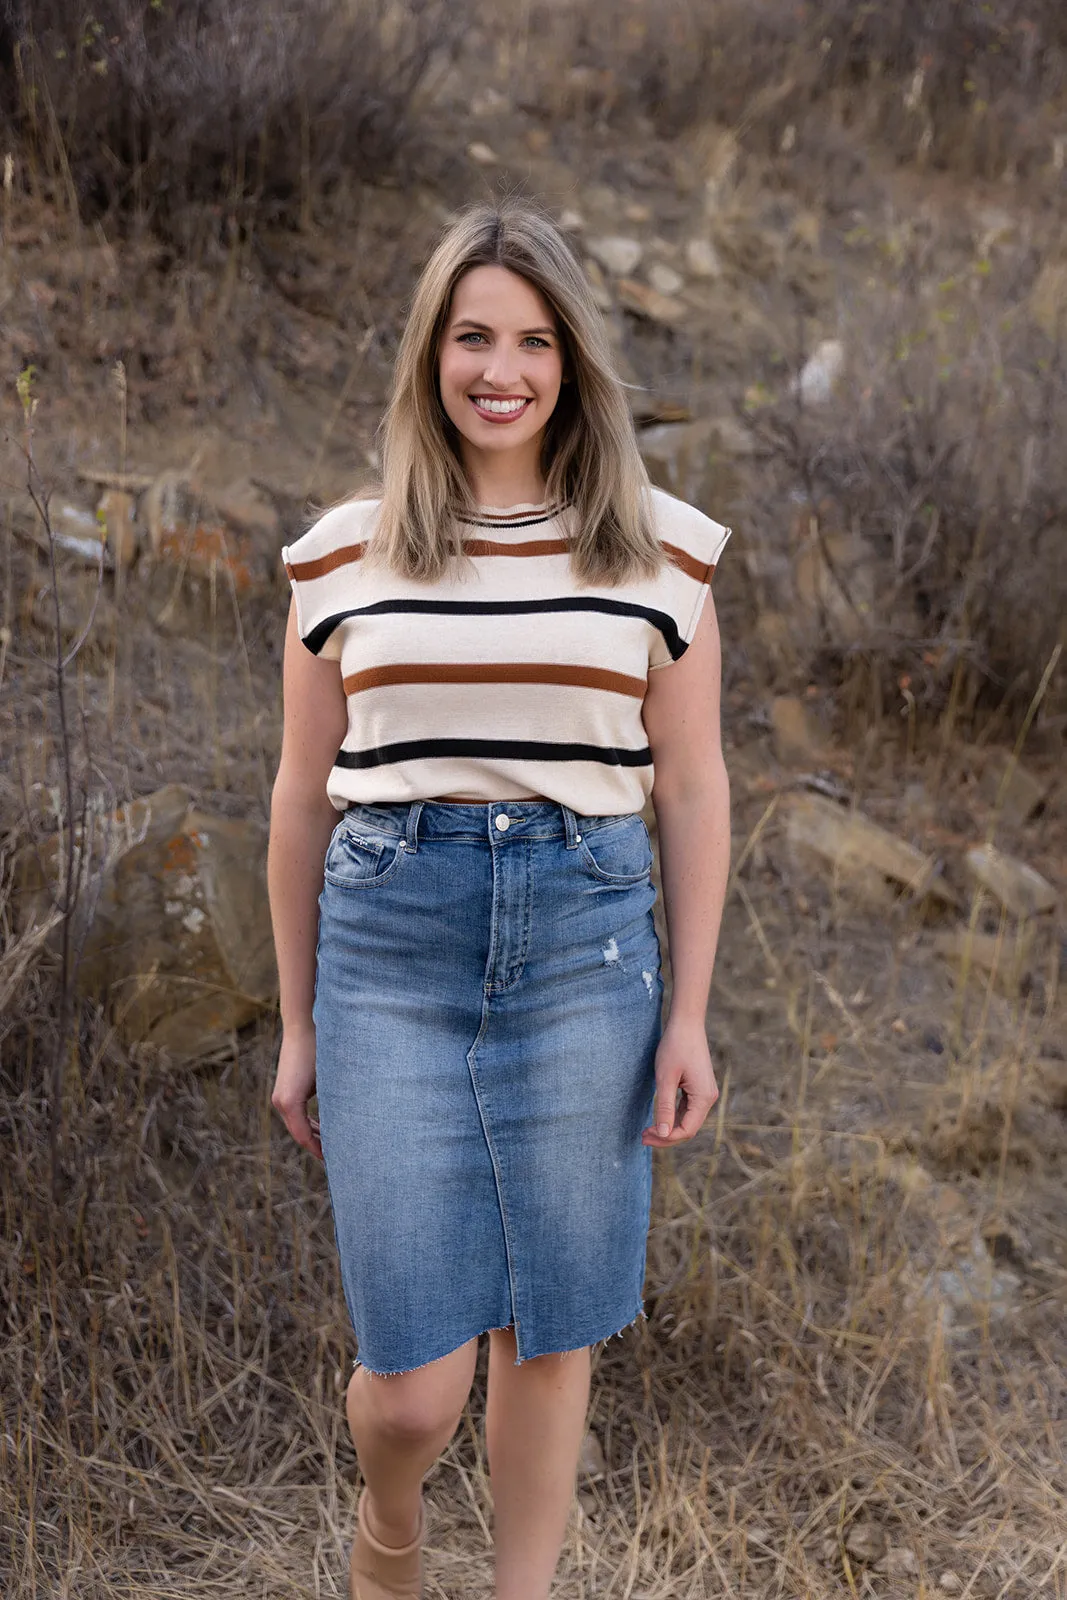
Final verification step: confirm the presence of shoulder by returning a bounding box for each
[282,497,381,572]
[648,487,731,575]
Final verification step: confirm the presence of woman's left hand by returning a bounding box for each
[641,1017,720,1147]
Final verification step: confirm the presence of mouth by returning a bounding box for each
[468,395,532,424]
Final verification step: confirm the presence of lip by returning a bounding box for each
[468,395,533,424]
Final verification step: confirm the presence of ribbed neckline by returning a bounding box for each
[474,500,552,514]
[460,500,567,528]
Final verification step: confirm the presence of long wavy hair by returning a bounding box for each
[362,202,664,586]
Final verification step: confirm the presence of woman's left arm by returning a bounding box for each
[641,593,730,1147]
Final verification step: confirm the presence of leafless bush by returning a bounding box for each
[739,275,1067,731]
[503,0,1067,183]
[2,0,459,236]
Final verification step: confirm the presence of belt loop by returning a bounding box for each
[561,804,582,850]
[405,801,424,853]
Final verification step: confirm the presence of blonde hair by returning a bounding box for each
[364,202,664,587]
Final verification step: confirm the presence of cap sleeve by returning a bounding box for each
[280,499,379,662]
[647,492,731,670]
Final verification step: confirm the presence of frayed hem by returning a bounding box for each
[512,1305,648,1367]
[352,1323,515,1379]
[349,1308,646,1377]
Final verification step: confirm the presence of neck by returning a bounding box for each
[460,440,547,508]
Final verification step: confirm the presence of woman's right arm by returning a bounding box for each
[267,599,349,1159]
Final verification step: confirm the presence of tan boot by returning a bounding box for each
[349,1491,423,1600]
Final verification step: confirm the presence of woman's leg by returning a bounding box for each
[346,1338,480,1546]
[485,1328,591,1600]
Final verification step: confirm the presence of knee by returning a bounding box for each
[348,1366,466,1446]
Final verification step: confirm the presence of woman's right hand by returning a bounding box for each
[271,1024,323,1161]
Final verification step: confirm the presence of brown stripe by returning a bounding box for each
[287,543,367,581]
[463,536,570,558]
[290,532,715,582]
[664,540,713,584]
[343,662,646,697]
[458,503,567,525]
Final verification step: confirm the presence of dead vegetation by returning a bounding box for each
[1,0,460,237]
[2,1,1067,1596]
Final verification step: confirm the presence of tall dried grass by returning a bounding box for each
[1,920,1063,1596]
[737,265,1067,731]
[1,0,460,237]
[497,0,1067,183]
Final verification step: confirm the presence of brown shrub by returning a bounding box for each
[737,275,1067,731]
[1,0,460,237]
[505,0,1067,184]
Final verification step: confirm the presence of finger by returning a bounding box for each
[669,1090,717,1143]
[650,1071,682,1139]
[273,1098,324,1162]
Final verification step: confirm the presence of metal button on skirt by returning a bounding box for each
[312,799,664,1374]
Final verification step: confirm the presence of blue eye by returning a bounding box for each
[457,332,486,345]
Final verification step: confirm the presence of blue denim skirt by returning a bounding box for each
[313,799,663,1374]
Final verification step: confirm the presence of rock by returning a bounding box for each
[559,209,585,232]
[213,476,281,542]
[975,206,1015,255]
[578,1430,606,1478]
[617,277,687,325]
[964,845,1057,918]
[978,752,1047,826]
[623,202,651,224]
[97,488,138,570]
[587,236,643,277]
[647,262,685,297]
[1029,262,1067,338]
[844,1522,888,1565]
[685,237,723,279]
[793,530,874,644]
[17,786,277,1061]
[886,1547,919,1580]
[141,470,278,598]
[930,1233,1021,1336]
[710,415,758,457]
[470,87,507,118]
[770,696,829,766]
[783,792,957,909]
[46,497,111,566]
[466,142,499,167]
[934,925,1035,997]
[582,258,614,313]
[638,418,716,503]
[791,339,846,406]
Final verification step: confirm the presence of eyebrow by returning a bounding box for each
[451,319,557,337]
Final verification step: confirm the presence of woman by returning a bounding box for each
[268,203,731,1600]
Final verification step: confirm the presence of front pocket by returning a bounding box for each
[577,818,653,884]
[323,825,405,890]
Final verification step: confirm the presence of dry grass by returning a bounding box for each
[493,0,1067,185]
[1,961,1064,1597]
[1,0,460,237]
[734,261,1067,731]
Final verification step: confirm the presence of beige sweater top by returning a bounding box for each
[282,488,730,815]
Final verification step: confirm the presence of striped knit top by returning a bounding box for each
[282,488,730,815]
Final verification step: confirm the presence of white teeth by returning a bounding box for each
[473,397,528,414]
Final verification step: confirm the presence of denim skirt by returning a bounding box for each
[313,798,663,1374]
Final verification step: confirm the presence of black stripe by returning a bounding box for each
[456,511,562,530]
[334,738,654,770]
[304,596,686,659]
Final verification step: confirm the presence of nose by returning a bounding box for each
[481,350,521,389]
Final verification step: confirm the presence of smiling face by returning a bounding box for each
[437,264,565,498]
